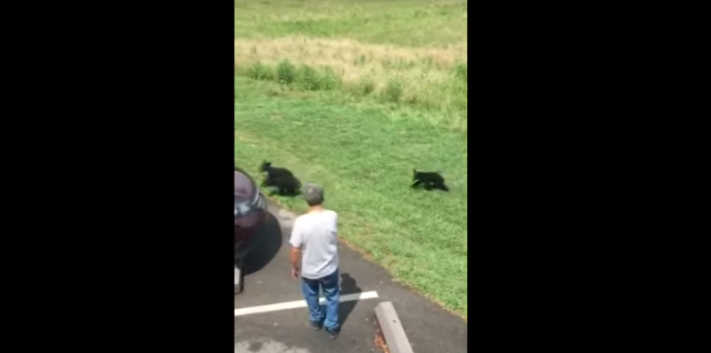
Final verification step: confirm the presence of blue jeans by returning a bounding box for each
[301,269,340,331]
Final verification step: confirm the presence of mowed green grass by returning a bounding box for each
[235,78,467,316]
[235,0,467,317]
[235,0,467,47]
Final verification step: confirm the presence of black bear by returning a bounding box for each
[411,169,449,191]
[260,161,301,196]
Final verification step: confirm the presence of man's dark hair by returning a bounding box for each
[303,183,324,206]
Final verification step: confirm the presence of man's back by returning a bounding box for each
[290,209,339,279]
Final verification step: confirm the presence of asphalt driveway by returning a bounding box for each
[235,200,467,353]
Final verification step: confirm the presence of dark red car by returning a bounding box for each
[234,167,268,293]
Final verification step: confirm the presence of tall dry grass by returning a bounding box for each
[235,37,467,128]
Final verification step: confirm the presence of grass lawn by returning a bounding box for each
[235,0,467,47]
[235,0,468,317]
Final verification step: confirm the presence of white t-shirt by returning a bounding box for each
[289,210,339,279]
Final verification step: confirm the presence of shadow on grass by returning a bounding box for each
[266,188,302,197]
[411,181,450,192]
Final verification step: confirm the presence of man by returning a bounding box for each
[289,183,340,339]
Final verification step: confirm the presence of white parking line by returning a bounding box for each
[235,291,379,317]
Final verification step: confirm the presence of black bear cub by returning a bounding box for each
[260,161,301,196]
[412,169,449,191]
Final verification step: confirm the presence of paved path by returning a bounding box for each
[235,200,467,353]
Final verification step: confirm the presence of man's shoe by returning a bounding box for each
[325,327,340,339]
[310,321,323,331]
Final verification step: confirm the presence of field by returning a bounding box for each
[235,0,468,317]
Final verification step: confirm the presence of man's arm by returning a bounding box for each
[290,246,301,273]
[289,220,302,278]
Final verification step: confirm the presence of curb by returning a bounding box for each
[266,199,297,229]
[374,301,414,353]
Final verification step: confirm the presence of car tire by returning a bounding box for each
[235,259,245,294]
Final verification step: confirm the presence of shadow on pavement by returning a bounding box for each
[245,213,282,275]
[339,273,361,329]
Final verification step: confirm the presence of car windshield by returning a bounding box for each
[234,171,257,202]
[235,170,259,217]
